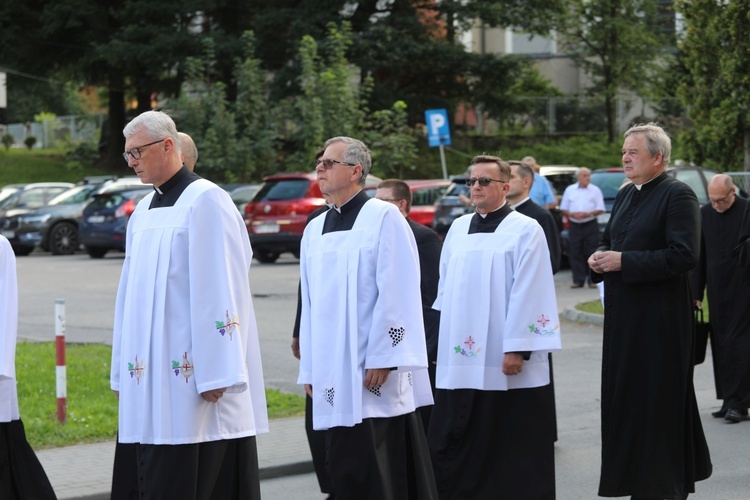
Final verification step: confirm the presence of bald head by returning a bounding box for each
[178,132,198,171]
[522,156,540,173]
[708,174,735,213]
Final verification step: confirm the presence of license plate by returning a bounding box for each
[254,223,280,234]
[0,230,14,238]
[597,212,610,225]
[87,215,106,224]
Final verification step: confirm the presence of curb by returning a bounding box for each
[562,306,603,325]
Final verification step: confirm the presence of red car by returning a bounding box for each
[404,179,451,228]
[244,172,382,263]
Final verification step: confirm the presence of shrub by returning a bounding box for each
[24,136,37,150]
[1,134,13,150]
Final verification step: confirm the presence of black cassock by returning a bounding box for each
[693,196,750,409]
[593,173,712,499]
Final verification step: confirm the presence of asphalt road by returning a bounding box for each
[15,252,750,498]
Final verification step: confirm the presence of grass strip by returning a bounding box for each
[16,342,304,449]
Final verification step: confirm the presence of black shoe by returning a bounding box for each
[570,283,583,288]
[724,408,749,423]
[712,405,728,418]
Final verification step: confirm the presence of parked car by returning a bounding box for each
[244,172,382,263]
[560,164,748,254]
[79,187,153,258]
[229,184,260,213]
[432,165,577,239]
[3,177,147,256]
[404,179,451,227]
[0,182,75,254]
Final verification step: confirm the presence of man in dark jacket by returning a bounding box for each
[589,123,712,499]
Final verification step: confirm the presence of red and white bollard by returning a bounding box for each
[55,298,67,424]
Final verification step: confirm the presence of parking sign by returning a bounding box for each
[425,109,451,147]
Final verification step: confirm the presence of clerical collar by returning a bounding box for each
[634,171,667,191]
[510,197,530,210]
[477,201,507,219]
[332,189,363,213]
[149,164,202,209]
[154,164,192,195]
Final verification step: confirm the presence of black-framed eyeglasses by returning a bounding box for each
[709,189,734,204]
[316,158,358,170]
[466,177,507,187]
[122,139,165,162]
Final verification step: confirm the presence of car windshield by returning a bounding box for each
[0,188,18,206]
[590,171,627,200]
[443,179,470,198]
[254,179,310,201]
[48,185,97,205]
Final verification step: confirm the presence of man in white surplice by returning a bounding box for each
[110,111,267,500]
[298,137,436,498]
[427,155,561,500]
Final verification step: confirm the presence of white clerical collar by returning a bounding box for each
[332,189,362,213]
[510,197,530,210]
[477,201,507,218]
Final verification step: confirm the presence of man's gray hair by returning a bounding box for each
[624,123,671,168]
[324,136,372,186]
[123,110,181,155]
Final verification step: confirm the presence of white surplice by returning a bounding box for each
[433,211,562,390]
[298,199,432,430]
[111,180,268,444]
[0,235,19,423]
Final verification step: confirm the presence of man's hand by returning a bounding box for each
[694,300,703,309]
[305,384,313,398]
[364,368,391,389]
[291,337,300,360]
[502,353,524,376]
[201,387,227,403]
[589,250,622,274]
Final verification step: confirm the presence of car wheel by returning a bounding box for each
[49,222,79,255]
[12,245,34,257]
[86,247,108,259]
[254,250,280,263]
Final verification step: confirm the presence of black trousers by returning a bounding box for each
[568,219,600,285]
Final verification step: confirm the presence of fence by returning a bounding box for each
[1,114,104,149]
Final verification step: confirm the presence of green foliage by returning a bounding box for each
[0,148,112,185]
[16,342,303,449]
[24,136,37,150]
[560,0,665,142]
[363,101,419,179]
[675,0,750,170]
[2,134,14,151]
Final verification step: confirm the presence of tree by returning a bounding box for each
[559,0,665,143]
[676,0,750,171]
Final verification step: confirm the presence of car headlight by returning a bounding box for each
[20,213,52,224]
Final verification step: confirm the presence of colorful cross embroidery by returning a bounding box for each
[128,355,145,384]
[453,336,481,358]
[537,314,550,328]
[215,310,240,340]
[171,352,194,383]
[528,320,559,337]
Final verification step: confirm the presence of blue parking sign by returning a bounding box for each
[425,109,451,147]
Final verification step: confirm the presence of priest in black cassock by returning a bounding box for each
[589,123,712,499]
[693,174,750,423]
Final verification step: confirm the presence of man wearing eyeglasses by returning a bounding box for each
[427,154,561,499]
[297,137,436,498]
[110,110,268,500]
[693,174,750,424]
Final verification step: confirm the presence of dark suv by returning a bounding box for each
[244,172,382,263]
